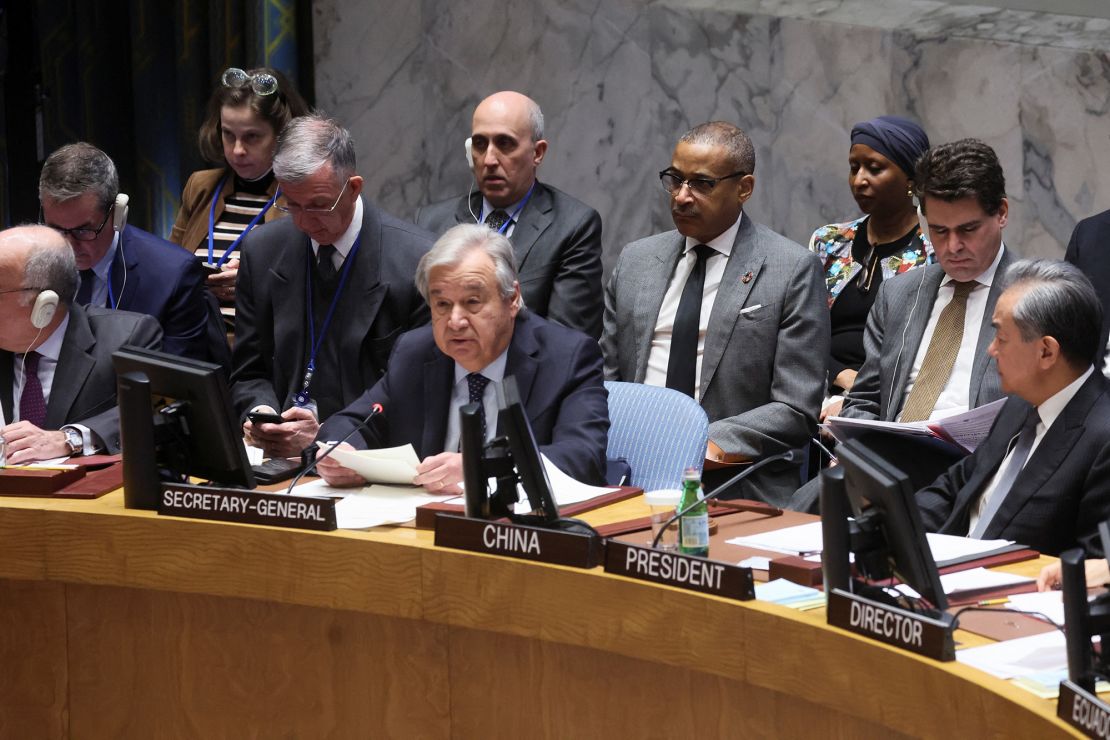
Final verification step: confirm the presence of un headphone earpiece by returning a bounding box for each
[113,193,130,233]
[30,290,59,329]
[464,137,473,165]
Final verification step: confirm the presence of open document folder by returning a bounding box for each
[824,397,1006,455]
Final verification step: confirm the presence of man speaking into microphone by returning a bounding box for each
[314,224,609,491]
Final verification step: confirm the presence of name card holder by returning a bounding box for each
[433,514,601,568]
[604,541,755,601]
[159,482,336,531]
[827,588,955,661]
[1059,680,1110,738]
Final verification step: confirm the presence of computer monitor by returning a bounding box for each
[835,435,949,614]
[113,346,255,508]
[496,376,560,524]
[1061,523,1110,692]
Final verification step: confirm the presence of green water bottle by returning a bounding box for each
[678,467,709,557]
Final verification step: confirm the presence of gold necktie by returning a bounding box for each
[900,280,977,422]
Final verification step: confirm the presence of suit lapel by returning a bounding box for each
[454,192,480,226]
[0,352,12,423]
[270,231,310,398]
[45,311,96,428]
[701,216,765,395]
[633,237,683,382]
[889,266,944,420]
[505,313,541,428]
[970,248,1012,406]
[421,354,454,457]
[507,183,552,273]
[110,228,142,311]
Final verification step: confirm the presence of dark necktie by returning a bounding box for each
[969,410,1040,538]
[19,351,47,427]
[485,210,510,234]
[666,244,714,398]
[317,244,339,286]
[467,372,491,440]
[75,269,96,305]
[900,280,978,422]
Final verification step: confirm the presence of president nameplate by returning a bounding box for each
[604,541,755,601]
[1058,680,1110,739]
[827,589,955,661]
[159,483,337,531]
[433,514,601,568]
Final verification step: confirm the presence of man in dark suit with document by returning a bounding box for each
[315,224,609,491]
[915,259,1110,557]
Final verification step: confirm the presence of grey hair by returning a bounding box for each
[20,226,78,307]
[38,143,119,212]
[679,121,756,175]
[272,112,356,184]
[415,224,523,308]
[1000,258,1102,368]
[526,98,544,141]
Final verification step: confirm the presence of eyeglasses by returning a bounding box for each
[42,205,113,242]
[0,287,47,296]
[221,67,278,96]
[659,170,748,197]
[275,178,350,216]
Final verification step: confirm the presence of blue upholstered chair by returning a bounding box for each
[604,381,709,491]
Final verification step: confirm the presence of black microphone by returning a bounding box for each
[284,403,384,494]
[650,449,797,550]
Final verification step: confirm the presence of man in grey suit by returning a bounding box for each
[232,114,432,458]
[0,225,162,462]
[602,122,830,506]
[415,91,603,339]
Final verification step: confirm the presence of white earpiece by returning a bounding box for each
[113,193,130,233]
[464,137,473,165]
[30,290,59,329]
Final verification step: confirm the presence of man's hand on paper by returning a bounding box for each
[316,442,366,487]
[414,451,464,494]
[1037,558,1110,591]
[244,405,319,459]
[1,421,69,463]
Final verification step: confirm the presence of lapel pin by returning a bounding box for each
[742,271,753,284]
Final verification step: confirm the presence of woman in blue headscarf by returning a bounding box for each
[810,115,934,419]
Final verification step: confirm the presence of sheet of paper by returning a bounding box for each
[1006,591,1069,626]
[511,454,618,515]
[725,521,824,555]
[755,578,823,604]
[244,442,264,466]
[956,630,1067,679]
[738,556,771,570]
[895,567,1032,598]
[926,532,1015,565]
[823,415,933,444]
[927,398,1007,453]
[292,479,454,529]
[319,443,420,485]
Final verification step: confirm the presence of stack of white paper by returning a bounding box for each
[319,443,420,484]
[956,630,1068,679]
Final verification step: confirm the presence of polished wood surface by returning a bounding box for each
[0,491,1080,738]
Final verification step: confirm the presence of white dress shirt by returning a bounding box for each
[968,365,1094,532]
[899,244,1006,422]
[310,196,363,269]
[479,192,528,238]
[643,213,743,402]
[443,350,509,453]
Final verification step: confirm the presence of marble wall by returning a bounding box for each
[314,0,1110,275]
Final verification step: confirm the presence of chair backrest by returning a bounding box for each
[604,381,709,492]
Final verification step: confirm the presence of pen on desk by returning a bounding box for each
[978,597,1010,606]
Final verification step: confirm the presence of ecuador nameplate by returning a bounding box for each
[159,483,336,531]
[603,541,754,600]
[827,588,955,661]
[433,514,601,568]
[1059,680,1110,738]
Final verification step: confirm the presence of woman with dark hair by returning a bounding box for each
[810,115,934,419]
[170,67,309,310]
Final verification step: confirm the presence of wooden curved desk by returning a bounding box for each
[0,492,1079,738]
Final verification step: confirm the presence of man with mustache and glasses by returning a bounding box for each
[601,122,829,507]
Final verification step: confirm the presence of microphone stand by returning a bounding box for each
[284,404,384,494]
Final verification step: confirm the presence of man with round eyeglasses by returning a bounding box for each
[231,113,433,459]
[601,121,829,507]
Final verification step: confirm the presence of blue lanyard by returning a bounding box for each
[295,236,362,406]
[206,174,280,268]
[477,181,536,234]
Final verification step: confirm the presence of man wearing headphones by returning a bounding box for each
[415,91,604,339]
[0,226,162,463]
[38,143,211,362]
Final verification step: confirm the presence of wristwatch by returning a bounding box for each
[62,427,83,456]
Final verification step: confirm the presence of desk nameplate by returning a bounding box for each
[1059,680,1110,738]
[604,541,755,601]
[827,589,955,661]
[158,483,336,531]
[433,514,601,568]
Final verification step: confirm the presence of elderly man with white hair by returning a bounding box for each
[315,223,609,492]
